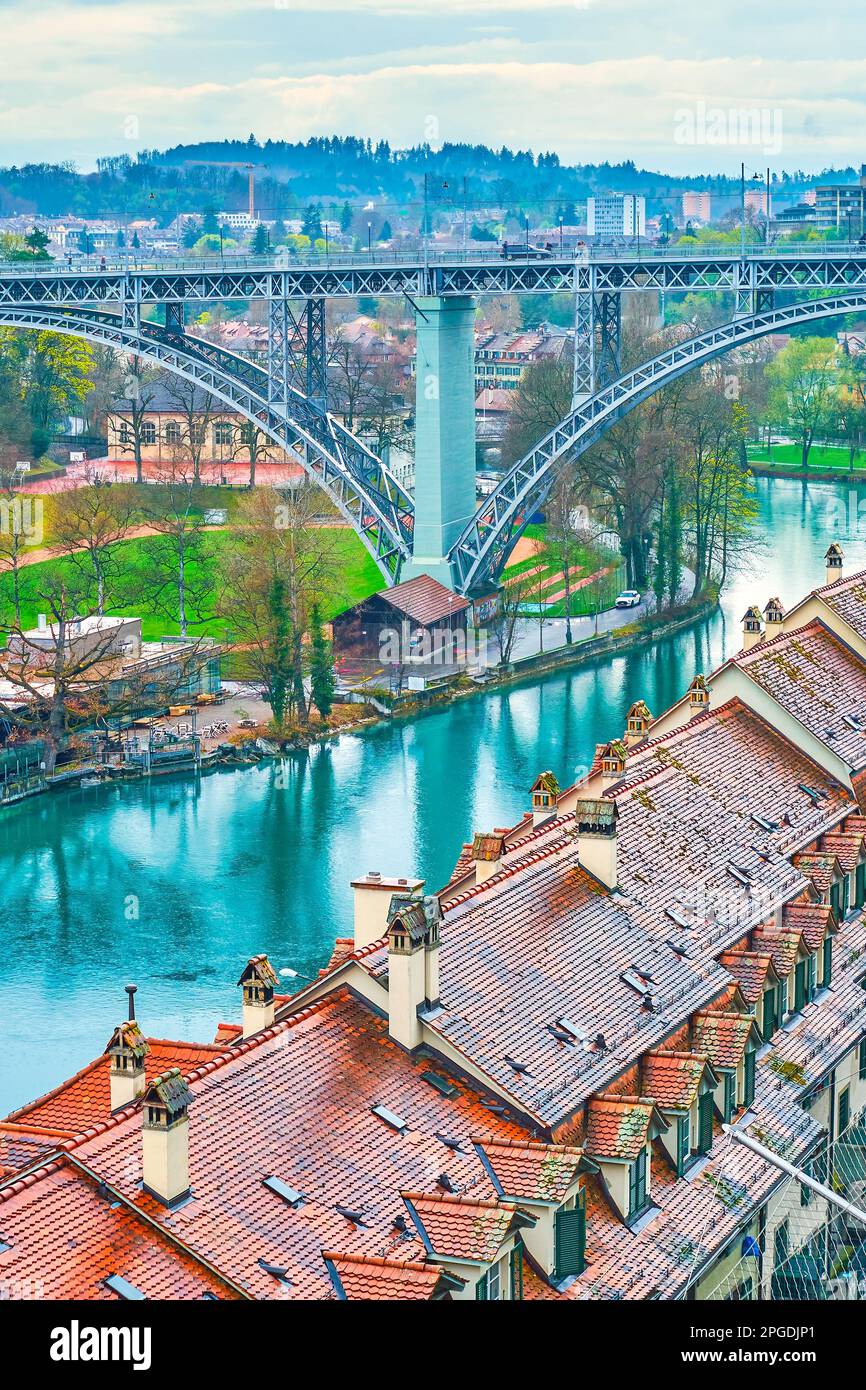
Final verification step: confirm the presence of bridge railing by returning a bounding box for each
[0,241,864,278]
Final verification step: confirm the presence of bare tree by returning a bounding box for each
[489,580,525,665]
[162,378,220,485]
[113,357,163,484]
[51,471,137,613]
[139,460,217,637]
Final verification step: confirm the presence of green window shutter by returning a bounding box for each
[744,1049,756,1107]
[807,953,817,1002]
[475,1272,488,1300]
[843,876,851,914]
[698,1090,714,1154]
[859,1038,866,1082]
[794,960,806,1013]
[677,1114,690,1174]
[628,1147,647,1217]
[831,882,841,920]
[723,1072,736,1122]
[856,862,866,907]
[762,986,777,1039]
[554,1198,586,1276]
[823,939,832,988]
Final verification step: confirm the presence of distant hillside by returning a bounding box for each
[0,136,859,223]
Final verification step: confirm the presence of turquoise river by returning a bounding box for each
[2,475,866,1113]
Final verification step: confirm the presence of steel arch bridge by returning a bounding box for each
[0,304,414,583]
[446,290,866,593]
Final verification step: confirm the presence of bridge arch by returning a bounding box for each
[0,305,413,583]
[448,291,866,593]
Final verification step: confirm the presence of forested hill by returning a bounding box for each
[0,136,858,222]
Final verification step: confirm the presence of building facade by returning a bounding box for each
[587,194,646,240]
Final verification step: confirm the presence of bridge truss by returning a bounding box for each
[447,290,866,593]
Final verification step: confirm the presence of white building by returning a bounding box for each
[587,193,646,241]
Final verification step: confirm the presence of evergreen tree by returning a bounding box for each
[652,494,667,613]
[131,230,140,249]
[309,604,335,719]
[201,207,219,236]
[251,223,269,255]
[340,201,353,233]
[379,219,392,241]
[302,203,323,238]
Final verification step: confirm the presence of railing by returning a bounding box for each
[1,240,865,279]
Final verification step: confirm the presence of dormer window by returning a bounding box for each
[475,1246,523,1301]
[723,1073,736,1124]
[675,1115,691,1175]
[697,1090,714,1155]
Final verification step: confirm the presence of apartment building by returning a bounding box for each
[106,384,296,468]
[682,191,712,223]
[3,550,866,1301]
[474,329,570,392]
[814,167,866,233]
[587,193,646,240]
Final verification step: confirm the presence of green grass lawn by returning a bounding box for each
[0,527,384,639]
[747,443,866,473]
[502,522,625,613]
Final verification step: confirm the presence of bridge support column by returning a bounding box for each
[595,291,622,388]
[165,302,184,334]
[304,298,327,411]
[403,296,477,588]
[572,291,595,404]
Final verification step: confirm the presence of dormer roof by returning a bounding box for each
[401,1191,534,1264]
[322,1251,462,1300]
[473,1137,591,1205]
[585,1094,668,1161]
[692,1012,761,1070]
[641,1051,718,1111]
[236,955,279,989]
[719,951,781,1005]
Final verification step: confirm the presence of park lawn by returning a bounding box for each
[0,527,384,640]
[746,443,866,473]
[500,522,625,611]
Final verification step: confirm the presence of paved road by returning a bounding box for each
[507,597,650,662]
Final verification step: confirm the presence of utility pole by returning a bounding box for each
[462,176,468,253]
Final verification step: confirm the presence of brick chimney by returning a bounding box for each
[105,984,149,1111]
[688,674,710,712]
[741,606,763,651]
[825,542,844,585]
[141,1068,193,1207]
[351,872,425,949]
[530,771,560,826]
[386,895,442,1049]
[471,832,506,883]
[575,798,618,889]
[237,954,279,1038]
[624,700,652,747]
[763,597,785,639]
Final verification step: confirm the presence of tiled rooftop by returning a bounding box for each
[3,1038,225,1138]
[734,620,866,769]
[474,1138,587,1204]
[692,1012,759,1070]
[585,1095,661,1161]
[323,1250,455,1300]
[816,570,866,643]
[402,1190,525,1263]
[641,1052,714,1111]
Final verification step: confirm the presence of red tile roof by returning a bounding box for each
[642,1052,714,1110]
[27,990,529,1300]
[323,1250,455,1300]
[820,832,865,875]
[377,575,470,627]
[751,927,808,977]
[782,901,835,951]
[474,1138,587,1204]
[585,1095,660,1161]
[0,1159,239,1300]
[816,570,866,643]
[3,1038,224,1136]
[402,1191,526,1263]
[793,851,843,896]
[692,1012,760,1070]
[719,951,778,1005]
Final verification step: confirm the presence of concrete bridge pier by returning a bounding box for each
[402,295,477,589]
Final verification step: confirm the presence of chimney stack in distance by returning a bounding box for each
[141,1068,193,1207]
[825,542,844,586]
[741,606,763,651]
[105,984,150,1112]
[237,955,279,1038]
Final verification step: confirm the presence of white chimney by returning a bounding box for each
[471,832,506,883]
[575,798,618,889]
[105,984,149,1111]
[237,954,278,1038]
[351,872,424,950]
[530,771,560,827]
[600,740,627,790]
[763,597,785,640]
[741,606,763,651]
[688,673,711,712]
[141,1068,193,1207]
[386,896,441,1050]
[825,542,844,586]
[624,700,652,747]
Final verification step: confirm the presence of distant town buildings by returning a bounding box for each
[681,191,712,223]
[815,166,866,232]
[587,193,646,240]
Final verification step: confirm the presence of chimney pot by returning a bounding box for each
[471,832,506,883]
[741,606,763,651]
[825,542,844,585]
[237,954,278,1038]
[575,798,618,889]
[125,983,137,1021]
[688,673,711,709]
[530,770,560,826]
[350,873,424,950]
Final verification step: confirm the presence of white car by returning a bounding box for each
[615,589,642,609]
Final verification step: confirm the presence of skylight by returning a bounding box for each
[665,905,692,929]
[421,1070,458,1098]
[335,1205,366,1225]
[371,1104,408,1133]
[263,1175,305,1208]
[104,1274,146,1301]
[435,1132,464,1151]
[504,1055,530,1074]
[751,813,778,832]
[258,1259,292,1285]
[556,1017,587,1042]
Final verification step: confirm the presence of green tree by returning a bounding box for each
[251,224,269,255]
[309,603,335,718]
[766,337,839,470]
[340,201,353,234]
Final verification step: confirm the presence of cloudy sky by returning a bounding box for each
[1,0,863,174]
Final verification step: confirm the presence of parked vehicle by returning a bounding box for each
[615,589,642,609]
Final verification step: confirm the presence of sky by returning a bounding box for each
[1,0,863,175]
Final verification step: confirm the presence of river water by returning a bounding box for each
[2,475,865,1113]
